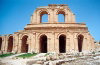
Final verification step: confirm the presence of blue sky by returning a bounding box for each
[0,0,100,41]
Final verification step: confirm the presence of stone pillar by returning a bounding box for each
[82,36,88,52]
[37,13,41,24]
[67,12,71,23]
[29,33,36,53]
[65,14,68,23]
[47,33,55,53]
[54,9,58,23]
[1,36,6,53]
[35,33,40,53]
[31,12,38,24]
[17,34,22,53]
[5,36,8,53]
[73,33,78,52]
[55,14,58,23]
[12,34,19,53]
[48,14,50,23]
[54,33,59,53]
[27,33,31,53]
[68,33,75,53]
[49,10,55,23]
[66,32,70,52]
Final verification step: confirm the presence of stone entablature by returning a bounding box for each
[0,4,95,54]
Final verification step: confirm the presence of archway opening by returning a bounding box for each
[58,11,65,22]
[21,35,28,53]
[40,11,48,23]
[39,35,47,53]
[7,36,13,52]
[59,35,66,53]
[78,35,84,52]
[0,37,2,50]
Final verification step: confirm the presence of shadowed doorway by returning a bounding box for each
[59,35,66,53]
[0,37,2,50]
[21,35,28,53]
[7,36,13,52]
[39,35,47,53]
[78,35,84,52]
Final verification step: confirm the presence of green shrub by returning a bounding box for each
[16,53,37,58]
[0,53,14,58]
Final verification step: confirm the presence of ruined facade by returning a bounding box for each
[0,4,95,54]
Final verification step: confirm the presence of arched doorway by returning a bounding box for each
[0,37,2,50]
[39,35,47,53]
[7,36,13,52]
[59,35,66,53]
[21,35,28,53]
[78,35,84,52]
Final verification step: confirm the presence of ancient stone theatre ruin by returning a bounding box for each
[0,4,95,54]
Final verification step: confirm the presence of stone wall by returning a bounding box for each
[0,4,95,54]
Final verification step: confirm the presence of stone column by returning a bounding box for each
[37,13,41,24]
[68,33,75,53]
[27,33,31,53]
[82,37,88,52]
[12,34,19,53]
[29,33,36,53]
[31,12,37,24]
[67,12,71,23]
[53,9,58,23]
[65,14,68,23]
[17,34,22,53]
[66,32,70,52]
[73,33,78,52]
[48,14,50,23]
[49,9,55,23]
[54,33,59,53]
[1,36,6,53]
[47,33,55,53]
[35,33,40,53]
[5,36,8,53]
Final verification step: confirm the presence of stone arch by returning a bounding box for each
[21,35,28,53]
[56,9,67,15]
[57,33,66,38]
[7,36,13,52]
[77,34,84,52]
[39,10,50,23]
[59,34,66,53]
[39,34,47,53]
[0,37,2,50]
[57,10,66,22]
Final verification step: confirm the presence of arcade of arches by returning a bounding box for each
[0,4,95,54]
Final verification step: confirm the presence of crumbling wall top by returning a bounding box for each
[37,4,68,9]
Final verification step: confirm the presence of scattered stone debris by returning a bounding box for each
[0,52,100,65]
